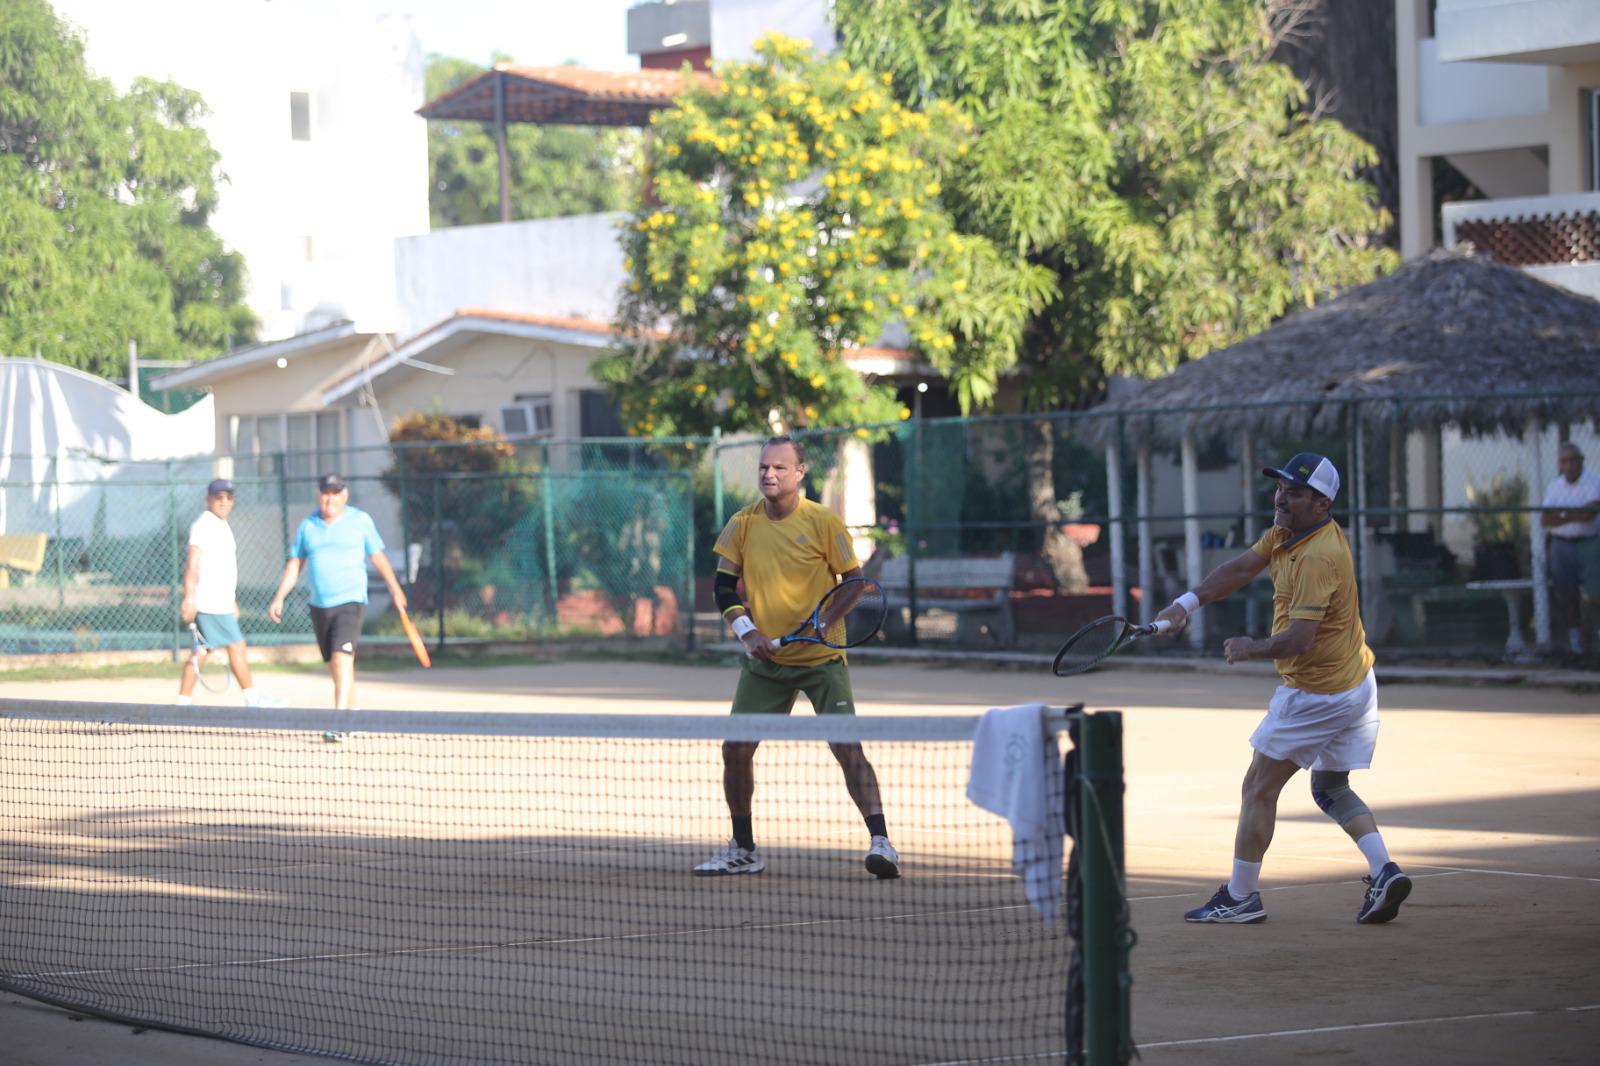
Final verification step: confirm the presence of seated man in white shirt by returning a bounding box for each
[178,479,286,707]
[1541,442,1600,666]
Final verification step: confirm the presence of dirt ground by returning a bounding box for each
[1,659,1595,1065]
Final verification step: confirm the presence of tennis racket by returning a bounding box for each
[398,606,432,668]
[769,576,889,650]
[1051,615,1170,677]
[187,623,231,693]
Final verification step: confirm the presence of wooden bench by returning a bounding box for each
[0,533,48,589]
[875,551,1016,645]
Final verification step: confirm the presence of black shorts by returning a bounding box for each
[309,602,366,662]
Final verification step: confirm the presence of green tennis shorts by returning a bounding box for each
[731,656,857,715]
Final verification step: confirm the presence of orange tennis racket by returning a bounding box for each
[398,607,432,668]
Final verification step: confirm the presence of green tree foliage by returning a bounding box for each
[426,54,641,227]
[833,0,1396,590]
[833,0,1398,407]
[381,413,531,557]
[0,0,254,375]
[599,34,1053,437]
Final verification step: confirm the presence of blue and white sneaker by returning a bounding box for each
[1357,862,1412,924]
[693,839,765,877]
[1183,884,1267,924]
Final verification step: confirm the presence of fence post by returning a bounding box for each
[433,477,445,650]
[1240,432,1259,634]
[541,441,558,628]
[277,451,290,562]
[905,419,921,645]
[1078,710,1131,1065]
[397,447,411,590]
[51,457,64,610]
[1136,436,1154,626]
[167,460,180,660]
[684,470,696,652]
[712,427,724,534]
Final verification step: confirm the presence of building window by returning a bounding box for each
[290,92,311,141]
[500,394,553,438]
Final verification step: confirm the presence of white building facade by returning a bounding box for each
[52,0,431,341]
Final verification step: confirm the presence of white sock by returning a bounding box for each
[1228,859,1262,900]
[1355,832,1390,877]
[175,694,193,706]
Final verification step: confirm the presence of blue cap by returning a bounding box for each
[206,478,235,496]
[1262,453,1339,501]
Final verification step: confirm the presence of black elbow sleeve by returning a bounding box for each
[713,570,742,616]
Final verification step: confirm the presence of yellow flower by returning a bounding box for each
[695,383,708,395]
[899,407,912,421]
[809,373,826,388]
[924,181,941,197]
[687,273,700,286]
[952,279,967,292]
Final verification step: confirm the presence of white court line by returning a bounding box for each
[1134,844,1600,885]
[1137,1004,1600,1050]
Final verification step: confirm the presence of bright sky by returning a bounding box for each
[405,0,639,69]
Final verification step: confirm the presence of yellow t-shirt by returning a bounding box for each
[714,497,859,667]
[1250,520,1375,694]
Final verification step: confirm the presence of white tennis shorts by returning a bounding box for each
[1249,669,1379,771]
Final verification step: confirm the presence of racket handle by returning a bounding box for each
[1150,618,1172,634]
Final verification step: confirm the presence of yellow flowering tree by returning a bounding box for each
[598,35,1052,438]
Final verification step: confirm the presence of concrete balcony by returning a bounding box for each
[1444,191,1600,299]
[1435,0,1600,65]
[1418,35,1547,126]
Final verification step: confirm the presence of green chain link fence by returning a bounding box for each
[2,391,1596,662]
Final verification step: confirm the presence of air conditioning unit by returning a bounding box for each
[500,397,552,439]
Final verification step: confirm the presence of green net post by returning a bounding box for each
[541,443,558,628]
[1079,710,1133,1064]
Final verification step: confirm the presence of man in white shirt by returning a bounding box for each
[1541,442,1600,666]
[178,479,286,706]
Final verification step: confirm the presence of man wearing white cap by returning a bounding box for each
[177,478,286,708]
[1154,452,1411,926]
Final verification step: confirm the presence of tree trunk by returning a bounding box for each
[1024,419,1089,593]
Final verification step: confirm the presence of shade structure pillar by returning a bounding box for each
[1527,419,1550,648]
[1181,428,1204,650]
[1106,436,1127,619]
[1136,437,1154,625]
[493,71,511,223]
[1240,432,1260,634]
[1354,415,1373,630]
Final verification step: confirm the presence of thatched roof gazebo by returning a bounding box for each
[1095,247,1600,445]
[1089,247,1600,651]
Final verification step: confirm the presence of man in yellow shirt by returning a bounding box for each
[694,436,900,880]
[1154,452,1410,925]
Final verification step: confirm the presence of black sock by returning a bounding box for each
[732,815,754,851]
[865,813,887,839]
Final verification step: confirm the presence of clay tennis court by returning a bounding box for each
[1,658,1595,1065]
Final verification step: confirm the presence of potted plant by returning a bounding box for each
[1464,474,1528,581]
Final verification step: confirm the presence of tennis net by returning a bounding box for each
[0,701,1086,1065]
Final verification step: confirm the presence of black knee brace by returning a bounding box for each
[1310,770,1371,827]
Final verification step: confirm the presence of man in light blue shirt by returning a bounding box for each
[269,473,406,711]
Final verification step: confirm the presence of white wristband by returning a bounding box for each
[1173,591,1200,614]
[731,616,756,639]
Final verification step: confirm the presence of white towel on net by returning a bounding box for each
[965,703,1066,925]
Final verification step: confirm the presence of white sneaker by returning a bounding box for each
[693,839,765,877]
[175,695,193,707]
[865,836,901,880]
[243,690,287,708]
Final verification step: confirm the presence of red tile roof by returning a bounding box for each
[417,65,717,127]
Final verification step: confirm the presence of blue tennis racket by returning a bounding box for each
[770,577,888,649]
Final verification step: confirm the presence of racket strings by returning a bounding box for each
[816,580,888,648]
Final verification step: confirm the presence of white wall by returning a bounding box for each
[393,215,628,338]
[1418,36,1548,125]
[51,0,430,342]
[710,0,834,61]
